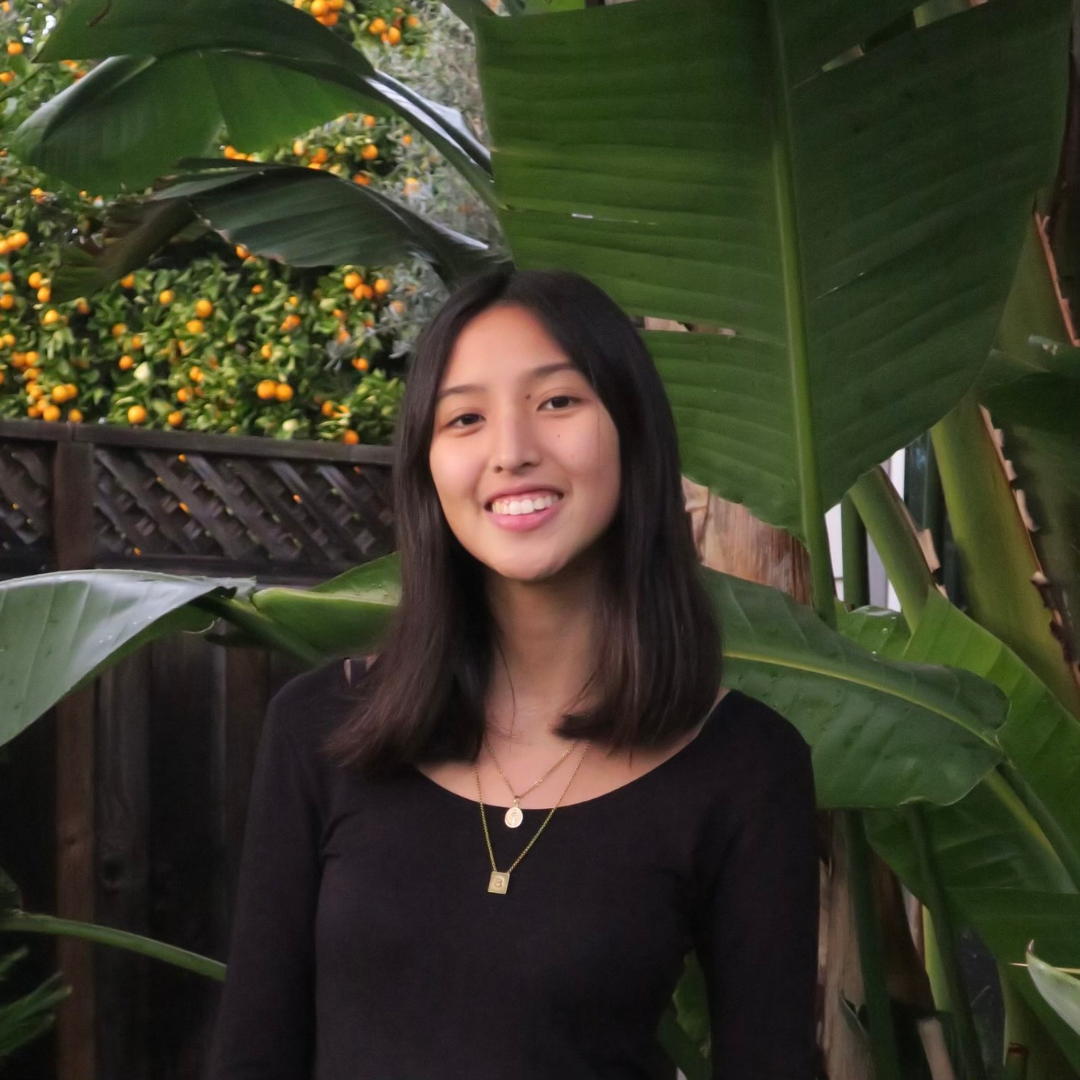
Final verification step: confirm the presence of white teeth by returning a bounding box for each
[491,492,562,516]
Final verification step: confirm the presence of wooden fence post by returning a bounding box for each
[52,432,97,1080]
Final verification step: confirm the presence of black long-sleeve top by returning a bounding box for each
[204,659,819,1079]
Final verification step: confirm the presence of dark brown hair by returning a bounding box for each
[320,268,723,778]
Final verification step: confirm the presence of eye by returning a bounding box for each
[447,412,482,429]
[542,395,579,410]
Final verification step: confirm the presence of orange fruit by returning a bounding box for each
[342,429,360,444]
[50,385,69,403]
[0,294,14,310]
[407,14,419,26]
[9,231,29,249]
[275,382,294,402]
[167,411,184,427]
[27,271,43,288]
[235,244,250,259]
[310,0,327,13]
[256,379,278,400]
[385,25,401,43]
[75,298,91,314]
[344,271,361,291]
[360,283,374,300]
[0,271,11,282]
[353,174,371,186]
[318,11,338,25]
[352,356,369,371]
[120,273,135,288]
[352,285,365,301]
[0,71,14,85]
[118,355,134,370]
[321,400,337,417]
[7,40,23,55]
[260,343,273,360]
[281,313,301,331]
[24,350,38,364]
[68,408,84,423]
[112,322,127,337]
[251,284,263,294]
[373,277,391,295]
[362,114,377,128]
[368,17,387,33]
[189,365,203,382]
[186,319,204,334]
[42,404,61,422]
[360,143,379,161]
[130,334,143,349]
[127,404,147,425]
[159,289,175,304]
[36,286,50,302]
[390,299,405,314]
[292,139,306,157]
[176,387,190,403]
[42,309,60,325]
[195,299,213,318]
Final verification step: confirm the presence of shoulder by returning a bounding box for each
[711,688,814,800]
[263,656,362,757]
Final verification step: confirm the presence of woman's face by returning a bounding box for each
[428,303,621,585]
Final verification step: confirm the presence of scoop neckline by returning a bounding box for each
[407,688,740,814]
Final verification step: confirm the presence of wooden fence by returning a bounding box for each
[0,419,395,1080]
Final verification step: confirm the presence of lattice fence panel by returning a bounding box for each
[0,441,53,575]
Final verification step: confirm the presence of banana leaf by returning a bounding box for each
[474,0,1071,544]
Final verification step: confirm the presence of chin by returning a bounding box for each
[480,549,576,584]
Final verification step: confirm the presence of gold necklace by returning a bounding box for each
[481,733,581,828]
[475,742,591,894]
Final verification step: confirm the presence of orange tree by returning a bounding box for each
[0,0,502,442]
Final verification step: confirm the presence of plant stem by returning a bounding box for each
[194,594,324,666]
[845,809,904,1080]
[0,909,225,981]
[905,805,987,1080]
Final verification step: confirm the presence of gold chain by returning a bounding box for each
[475,742,591,883]
[482,733,580,802]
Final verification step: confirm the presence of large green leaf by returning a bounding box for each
[0,571,251,748]
[152,161,507,286]
[475,0,1070,542]
[14,0,493,200]
[701,567,1005,808]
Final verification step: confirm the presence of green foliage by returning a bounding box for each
[0,0,477,443]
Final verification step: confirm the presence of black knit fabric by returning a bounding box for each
[204,660,818,1079]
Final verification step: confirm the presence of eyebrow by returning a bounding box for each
[435,362,580,405]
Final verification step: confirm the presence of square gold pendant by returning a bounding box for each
[488,871,510,894]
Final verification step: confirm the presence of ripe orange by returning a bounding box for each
[344,271,361,291]
[8,231,29,249]
[28,271,43,288]
[251,284,264,294]
[75,298,91,314]
[390,299,405,314]
[127,404,147,425]
[120,273,136,288]
[159,289,175,304]
[0,270,11,282]
[360,143,379,161]
[195,299,213,318]
[321,400,337,416]
[68,408,84,423]
[130,334,144,349]
[42,404,61,422]
[186,318,204,334]
[373,277,391,295]
[275,383,294,402]
[24,350,38,364]
[352,285,365,301]
[189,365,203,382]
[50,385,69,403]
[310,0,327,13]
[167,411,183,427]
[118,355,134,370]
[318,11,338,25]
[36,286,50,302]
[112,322,127,337]
[256,379,278,400]
[42,309,61,325]
[7,40,23,55]
[407,14,419,26]
[0,71,14,84]
[0,294,13,310]
[352,357,369,371]
[368,17,387,34]
[342,429,360,444]
[235,244,250,259]
[353,174,371,186]
[177,387,190,403]
[260,343,273,360]
[385,25,401,43]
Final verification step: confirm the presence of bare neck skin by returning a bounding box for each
[483,547,603,761]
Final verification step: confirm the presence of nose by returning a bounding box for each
[491,401,539,473]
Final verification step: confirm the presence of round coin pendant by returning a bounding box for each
[504,803,524,828]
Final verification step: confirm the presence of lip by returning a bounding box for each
[486,493,564,532]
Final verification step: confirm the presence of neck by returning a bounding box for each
[484,555,602,755]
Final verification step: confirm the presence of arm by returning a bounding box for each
[204,681,322,1080]
[692,729,820,1079]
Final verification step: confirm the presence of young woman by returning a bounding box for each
[205,269,819,1079]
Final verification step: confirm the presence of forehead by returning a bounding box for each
[439,304,578,387]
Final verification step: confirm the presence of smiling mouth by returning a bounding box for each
[485,492,564,516]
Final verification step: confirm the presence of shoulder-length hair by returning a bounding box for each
[320,268,723,779]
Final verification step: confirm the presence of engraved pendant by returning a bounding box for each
[488,870,510,894]
[504,802,523,828]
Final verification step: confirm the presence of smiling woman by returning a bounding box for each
[205,269,819,1080]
